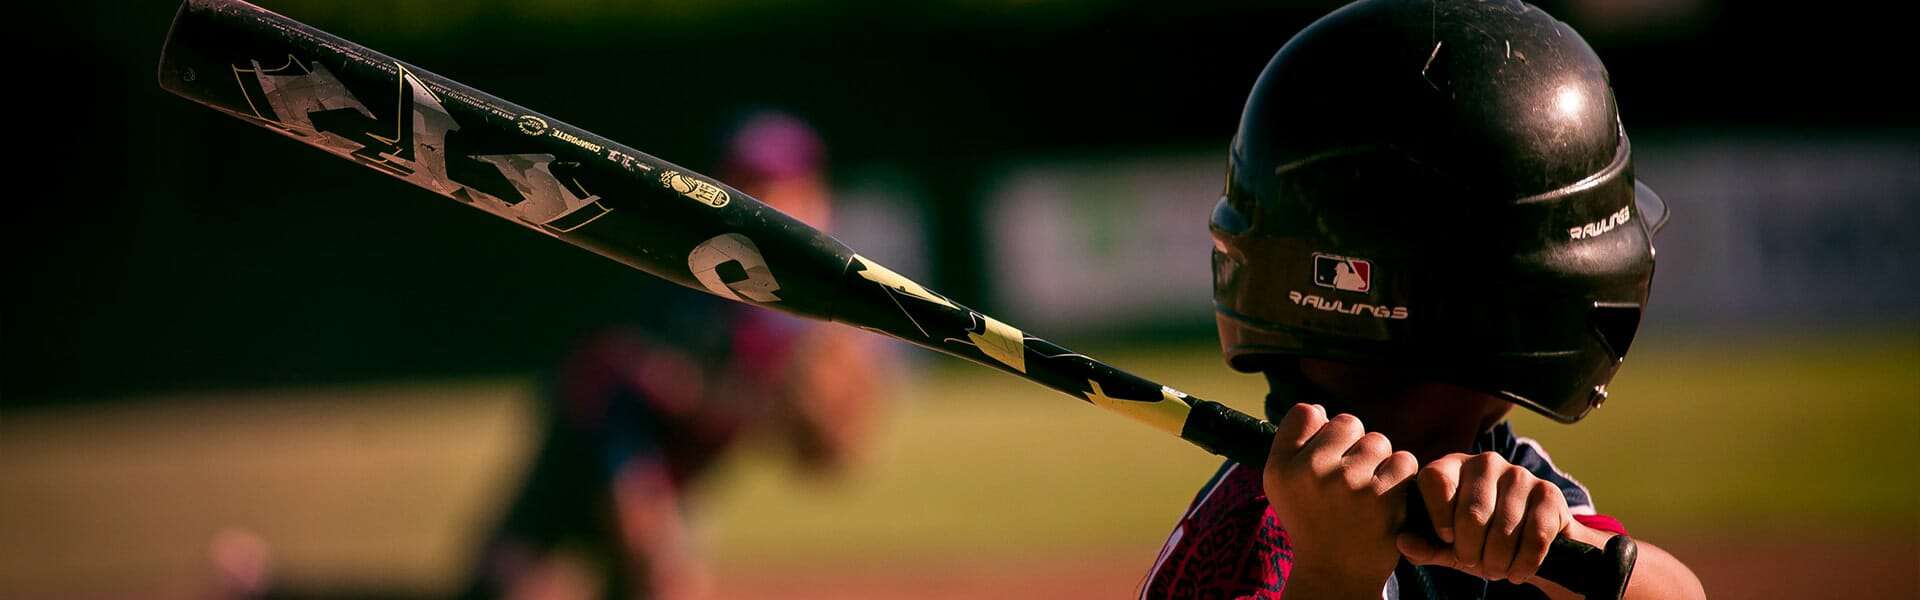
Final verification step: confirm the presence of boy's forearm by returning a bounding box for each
[1619,540,1708,600]
[1536,526,1706,600]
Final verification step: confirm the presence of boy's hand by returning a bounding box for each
[1395,452,1577,585]
[1262,403,1420,592]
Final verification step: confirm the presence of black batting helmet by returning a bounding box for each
[1211,0,1669,423]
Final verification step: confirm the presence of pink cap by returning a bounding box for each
[724,111,825,182]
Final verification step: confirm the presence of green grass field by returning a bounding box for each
[2,332,1915,597]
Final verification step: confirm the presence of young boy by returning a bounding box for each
[1142,1,1706,598]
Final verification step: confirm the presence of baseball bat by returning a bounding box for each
[156,1,1634,596]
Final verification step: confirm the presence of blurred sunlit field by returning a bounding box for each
[2,333,1914,598]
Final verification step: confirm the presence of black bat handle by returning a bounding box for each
[1534,532,1639,600]
[1181,399,1279,468]
[1182,400,1636,599]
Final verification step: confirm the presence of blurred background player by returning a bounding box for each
[462,111,893,600]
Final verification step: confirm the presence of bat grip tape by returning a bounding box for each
[1181,399,1636,599]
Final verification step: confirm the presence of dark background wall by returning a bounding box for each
[9,0,1914,402]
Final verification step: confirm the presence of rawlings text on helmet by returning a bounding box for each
[1286,290,1410,320]
[1569,205,1632,240]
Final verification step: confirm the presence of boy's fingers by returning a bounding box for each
[1299,413,1367,475]
[1267,404,1327,498]
[1480,468,1531,582]
[1418,454,1466,544]
[1272,403,1328,456]
[1450,453,1500,569]
[1506,483,1565,585]
[1339,432,1395,490]
[1395,532,1457,569]
[1374,451,1420,491]
[1343,431,1393,460]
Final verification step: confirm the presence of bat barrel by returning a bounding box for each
[159,0,860,324]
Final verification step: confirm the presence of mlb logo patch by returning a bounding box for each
[1312,253,1371,293]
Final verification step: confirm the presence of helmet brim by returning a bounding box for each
[1635,180,1670,236]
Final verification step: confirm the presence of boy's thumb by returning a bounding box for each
[1396,532,1458,568]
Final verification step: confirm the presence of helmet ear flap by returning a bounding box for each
[1590,302,1644,361]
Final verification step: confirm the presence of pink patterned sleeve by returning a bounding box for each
[1141,463,1294,599]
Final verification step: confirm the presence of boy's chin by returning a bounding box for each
[1333,397,1510,462]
